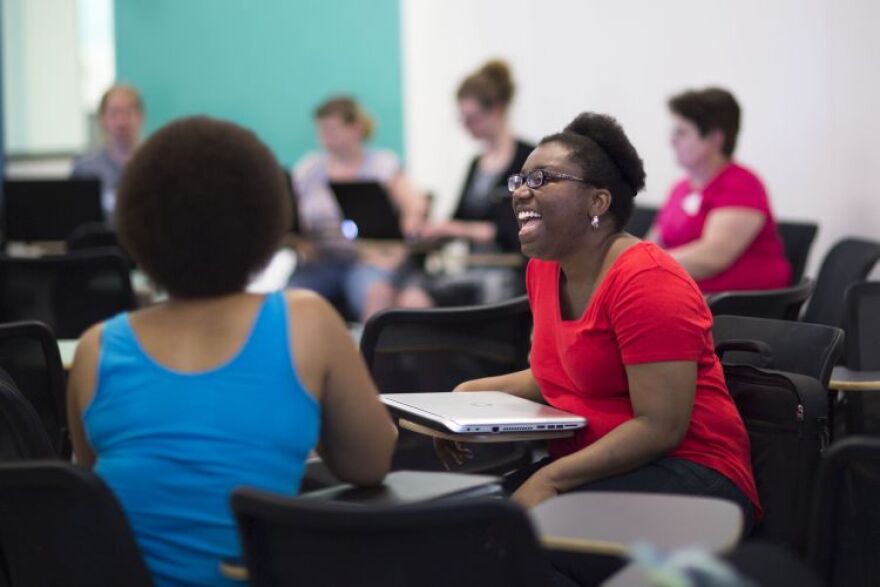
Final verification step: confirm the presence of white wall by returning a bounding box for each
[402,0,880,276]
[2,0,85,153]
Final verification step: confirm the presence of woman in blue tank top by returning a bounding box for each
[66,117,397,587]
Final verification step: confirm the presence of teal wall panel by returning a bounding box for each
[115,0,402,166]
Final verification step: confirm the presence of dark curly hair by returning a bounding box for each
[115,116,290,298]
[669,87,740,157]
[540,112,646,230]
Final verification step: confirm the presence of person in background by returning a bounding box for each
[66,116,397,587]
[289,96,427,321]
[648,87,791,292]
[442,112,760,586]
[396,59,534,308]
[71,83,145,216]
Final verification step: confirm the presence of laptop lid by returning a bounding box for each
[381,391,586,434]
[328,181,402,240]
[2,179,104,242]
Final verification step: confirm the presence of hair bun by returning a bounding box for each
[458,59,515,107]
[564,113,646,193]
[480,60,511,84]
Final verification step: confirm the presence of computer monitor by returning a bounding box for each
[2,179,104,243]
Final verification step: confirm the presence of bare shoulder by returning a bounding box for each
[68,322,105,411]
[284,288,339,320]
[283,289,349,344]
[74,323,104,364]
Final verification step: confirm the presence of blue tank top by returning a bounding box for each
[84,291,320,587]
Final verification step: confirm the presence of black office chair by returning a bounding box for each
[839,282,880,433]
[712,315,844,387]
[801,238,880,329]
[0,462,153,587]
[0,248,135,339]
[723,541,823,587]
[65,222,134,267]
[362,295,532,392]
[0,369,56,461]
[361,296,534,474]
[624,205,658,238]
[0,321,69,457]
[66,222,119,251]
[808,436,880,587]
[232,488,546,587]
[843,281,880,371]
[708,279,813,321]
[776,221,818,285]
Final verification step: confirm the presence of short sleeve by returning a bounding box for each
[706,169,768,212]
[367,150,402,183]
[608,267,710,365]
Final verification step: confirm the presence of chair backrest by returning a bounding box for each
[0,462,153,587]
[361,295,532,394]
[0,248,135,339]
[360,296,533,474]
[843,281,880,371]
[709,279,813,321]
[802,238,880,328]
[232,488,545,587]
[808,436,880,587]
[776,221,818,285]
[0,321,69,457]
[624,205,658,238]
[0,369,56,461]
[66,222,120,251]
[712,315,844,386]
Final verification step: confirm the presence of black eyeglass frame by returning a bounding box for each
[507,169,593,193]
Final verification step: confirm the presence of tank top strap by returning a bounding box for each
[99,311,139,364]
[235,291,295,370]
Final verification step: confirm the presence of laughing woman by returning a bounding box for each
[447,113,760,585]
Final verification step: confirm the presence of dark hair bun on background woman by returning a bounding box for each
[541,112,646,229]
[457,59,515,108]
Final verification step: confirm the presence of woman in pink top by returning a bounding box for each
[650,88,791,293]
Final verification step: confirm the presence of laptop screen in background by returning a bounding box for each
[2,179,104,243]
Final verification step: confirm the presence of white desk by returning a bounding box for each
[829,366,880,392]
[531,492,743,555]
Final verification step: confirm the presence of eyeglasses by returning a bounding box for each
[507,169,592,193]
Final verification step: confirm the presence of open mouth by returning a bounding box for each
[517,210,543,239]
[517,210,542,227]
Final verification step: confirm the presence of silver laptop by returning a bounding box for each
[381,391,586,434]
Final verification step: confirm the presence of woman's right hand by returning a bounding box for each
[432,379,484,468]
[433,438,474,470]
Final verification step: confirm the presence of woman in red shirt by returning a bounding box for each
[445,113,759,583]
[648,87,791,292]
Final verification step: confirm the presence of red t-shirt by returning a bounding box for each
[527,242,761,517]
[656,162,791,293]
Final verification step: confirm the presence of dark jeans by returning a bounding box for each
[506,457,756,587]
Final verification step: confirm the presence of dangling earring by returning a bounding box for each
[591,215,600,230]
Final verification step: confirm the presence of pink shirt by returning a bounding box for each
[657,163,791,293]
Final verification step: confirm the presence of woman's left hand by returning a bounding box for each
[511,471,558,509]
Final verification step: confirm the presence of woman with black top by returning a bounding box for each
[397,60,534,307]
